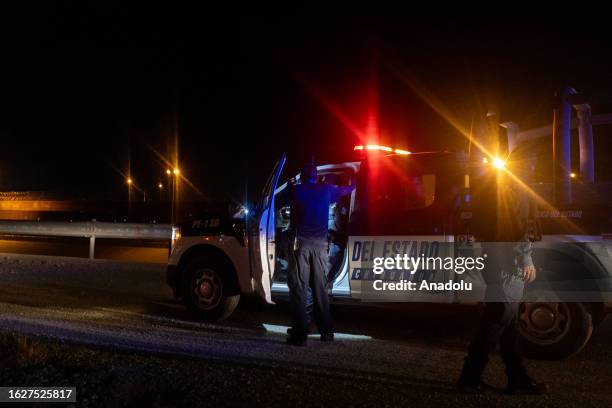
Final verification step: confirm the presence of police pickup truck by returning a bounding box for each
[167,144,612,360]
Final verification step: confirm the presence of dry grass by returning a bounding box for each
[0,331,51,367]
[0,332,187,406]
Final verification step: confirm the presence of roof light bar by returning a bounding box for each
[354,145,411,155]
[394,148,411,155]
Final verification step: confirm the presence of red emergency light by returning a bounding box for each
[354,145,411,155]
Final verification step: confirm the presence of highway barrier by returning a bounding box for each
[0,221,171,259]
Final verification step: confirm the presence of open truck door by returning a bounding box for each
[249,153,286,303]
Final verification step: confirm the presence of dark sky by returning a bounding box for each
[1,7,611,203]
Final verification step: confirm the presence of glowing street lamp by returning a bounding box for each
[127,178,133,185]
[166,169,172,175]
[492,157,506,169]
[173,168,180,176]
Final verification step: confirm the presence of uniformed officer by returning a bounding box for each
[286,161,354,346]
[457,154,548,394]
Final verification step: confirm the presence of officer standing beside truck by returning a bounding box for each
[458,154,548,394]
[285,161,354,346]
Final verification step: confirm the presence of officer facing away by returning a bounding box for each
[286,161,354,346]
[458,154,548,394]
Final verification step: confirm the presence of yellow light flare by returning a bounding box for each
[143,142,205,197]
[492,157,506,169]
[158,183,163,189]
[570,172,576,179]
[389,61,585,235]
[173,168,180,175]
[127,178,133,185]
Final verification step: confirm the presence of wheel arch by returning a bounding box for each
[529,242,611,303]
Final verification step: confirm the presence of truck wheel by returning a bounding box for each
[518,302,593,360]
[181,255,240,322]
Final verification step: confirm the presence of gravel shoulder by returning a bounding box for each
[0,253,611,407]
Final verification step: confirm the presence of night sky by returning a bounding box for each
[1,6,611,204]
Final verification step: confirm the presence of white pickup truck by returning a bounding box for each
[167,146,612,360]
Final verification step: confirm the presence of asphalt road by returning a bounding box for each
[0,251,611,407]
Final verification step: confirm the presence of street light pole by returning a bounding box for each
[166,169,174,224]
[173,168,180,225]
[164,168,180,224]
[127,178,133,220]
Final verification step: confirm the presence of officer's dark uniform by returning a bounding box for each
[458,175,547,394]
[286,164,353,345]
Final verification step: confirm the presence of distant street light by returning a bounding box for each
[166,169,172,175]
[127,178,133,184]
[173,168,180,175]
[158,183,163,189]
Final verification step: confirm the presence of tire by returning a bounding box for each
[518,302,593,360]
[180,255,240,322]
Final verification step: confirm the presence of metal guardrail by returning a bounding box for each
[0,221,172,259]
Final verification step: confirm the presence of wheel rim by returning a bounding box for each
[519,302,571,345]
[190,268,223,310]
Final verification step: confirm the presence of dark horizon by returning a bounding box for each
[2,8,612,204]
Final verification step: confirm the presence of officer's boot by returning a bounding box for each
[505,364,549,395]
[457,353,489,393]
